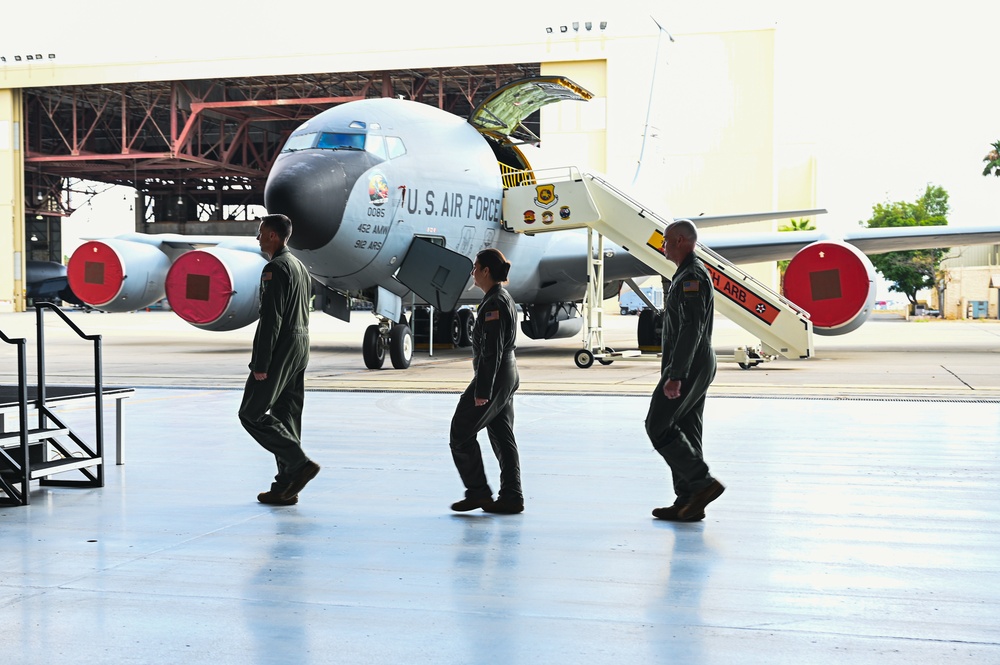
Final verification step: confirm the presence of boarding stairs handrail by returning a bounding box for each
[585,172,812,319]
[501,167,814,361]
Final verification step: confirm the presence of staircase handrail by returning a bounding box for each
[33,303,104,459]
[583,173,812,319]
[0,328,30,502]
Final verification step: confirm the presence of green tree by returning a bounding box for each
[777,218,816,289]
[983,140,1000,177]
[862,184,950,313]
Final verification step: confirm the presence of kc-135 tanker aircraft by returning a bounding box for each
[66,77,1000,369]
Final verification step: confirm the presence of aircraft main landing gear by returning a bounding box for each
[363,318,413,370]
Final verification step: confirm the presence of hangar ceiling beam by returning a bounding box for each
[21,64,540,223]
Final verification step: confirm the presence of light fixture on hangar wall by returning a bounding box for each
[546,21,606,34]
[1,53,56,64]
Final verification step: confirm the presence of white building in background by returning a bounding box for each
[936,244,1000,320]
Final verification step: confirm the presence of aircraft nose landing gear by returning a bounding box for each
[363,317,413,369]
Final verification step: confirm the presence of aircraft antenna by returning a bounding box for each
[632,16,674,187]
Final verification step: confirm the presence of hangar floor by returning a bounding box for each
[1,387,998,664]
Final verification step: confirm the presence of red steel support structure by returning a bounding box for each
[21,65,539,225]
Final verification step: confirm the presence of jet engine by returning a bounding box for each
[67,239,171,312]
[782,240,877,336]
[520,302,583,340]
[164,247,267,331]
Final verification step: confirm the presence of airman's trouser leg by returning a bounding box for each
[486,370,520,500]
[645,371,715,500]
[450,363,520,500]
[239,340,310,492]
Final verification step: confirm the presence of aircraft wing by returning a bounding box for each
[468,76,593,144]
[841,225,1000,254]
[100,232,260,252]
[678,209,828,229]
[707,225,1000,264]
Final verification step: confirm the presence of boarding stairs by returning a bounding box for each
[501,167,814,367]
[0,303,131,507]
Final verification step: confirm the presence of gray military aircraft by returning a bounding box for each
[66,76,1000,369]
[26,260,83,306]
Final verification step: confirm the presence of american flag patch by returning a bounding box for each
[682,280,699,293]
[484,310,499,322]
[262,272,272,281]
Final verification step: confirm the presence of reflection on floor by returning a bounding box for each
[2,389,998,664]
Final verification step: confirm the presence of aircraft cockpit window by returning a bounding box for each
[386,137,406,159]
[365,135,388,160]
[316,132,366,151]
[281,132,317,152]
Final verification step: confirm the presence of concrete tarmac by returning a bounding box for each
[1,308,999,399]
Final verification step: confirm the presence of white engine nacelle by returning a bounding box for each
[164,247,267,331]
[67,239,171,312]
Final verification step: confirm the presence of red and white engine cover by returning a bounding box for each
[164,247,266,331]
[782,240,876,336]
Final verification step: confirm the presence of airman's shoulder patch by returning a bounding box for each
[484,309,500,322]
[682,280,699,293]
[262,272,272,281]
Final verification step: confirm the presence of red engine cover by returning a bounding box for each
[67,241,125,306]
[782,240,876,336]
[164,246,266,331]
[67,238,170,311]
[165,250,235,325]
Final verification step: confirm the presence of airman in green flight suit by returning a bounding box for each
[239,214,320,506]
[646,220,725,522]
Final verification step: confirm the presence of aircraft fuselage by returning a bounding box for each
[263,98,645,310]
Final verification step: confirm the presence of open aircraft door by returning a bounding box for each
[468,77,594,186]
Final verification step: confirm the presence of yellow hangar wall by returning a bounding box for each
[534,29,817,287]
[0,88,24,313]
[0,21,818,311]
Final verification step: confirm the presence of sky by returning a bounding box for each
[7,0,999,257]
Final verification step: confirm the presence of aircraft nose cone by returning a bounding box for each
[265,150,385,252]
[264,153,350,251]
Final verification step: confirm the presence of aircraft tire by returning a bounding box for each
[457,309,474,347]
[620,307,629,316]
[446,312,462,346]
[389,324,413,370]
[574,349,595,369]
[597,347,615,365]
[363,324,386,369]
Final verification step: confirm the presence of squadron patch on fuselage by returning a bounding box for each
[368,173,389,206]
[523,210,536,224]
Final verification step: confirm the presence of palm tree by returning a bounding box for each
[983,141,1000,177]
[779,218,816,233]
[777,218,816,289]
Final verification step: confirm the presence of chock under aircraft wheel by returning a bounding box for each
[574,349,595,369]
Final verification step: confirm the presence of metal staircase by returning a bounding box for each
[502,167,814,365]
[0,304,119,506]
